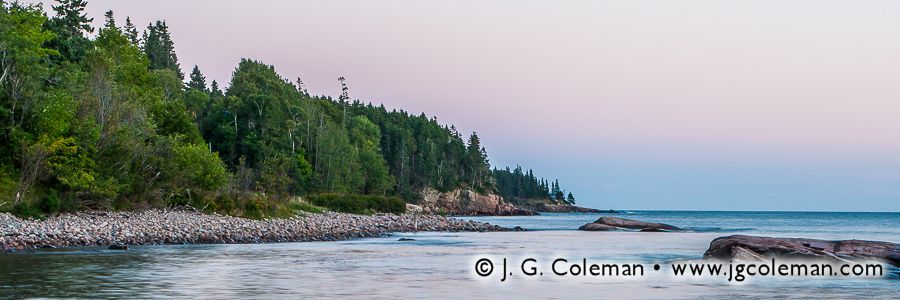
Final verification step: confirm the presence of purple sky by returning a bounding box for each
[31,0,900,211]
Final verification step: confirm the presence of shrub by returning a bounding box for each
[170,143,229,192]
[39,189,61,214]
[13,202,44,220]
[289,202,325,214]
[307,193,406,214]
[243,199,264,219]
[211,194,237,213]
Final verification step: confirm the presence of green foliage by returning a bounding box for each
[41,192,60,213]
[0,2,574,218]
[142,20,182,78]
[289,201,325,214]
[187,65,207,91]
[350,115,393,194]
[0,2,58,133]
[122,17,138,45]
[44,136,96,190]
[43,0,92,63]
[464,132,491,192]
[243,198,263,219]
[13,201,43,219]
[493,165,572,205]
[170,143,229,191]
[151,69,203,143]
[257,153,295,198]
[307,193,406,215]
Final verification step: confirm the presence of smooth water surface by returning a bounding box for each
[1,211,897,299]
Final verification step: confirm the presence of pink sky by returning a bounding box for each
[30,0,900,211]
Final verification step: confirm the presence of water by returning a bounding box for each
[459,211,900,241]
[1,211,897,299]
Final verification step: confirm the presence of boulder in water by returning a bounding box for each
[579,216,681,232]
[578,223,619,231]
[703,235,900,267]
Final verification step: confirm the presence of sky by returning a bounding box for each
[29,0,900,211]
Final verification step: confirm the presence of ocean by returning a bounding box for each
[1,211,897,299]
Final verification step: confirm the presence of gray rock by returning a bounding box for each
[0,209,514,250]
[703,235,900,267]
[579,216,681,232]
[578,223,619,231]
[639,228,670,232]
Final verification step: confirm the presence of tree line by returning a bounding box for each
[493,166,575,205]
[0,0,574,217]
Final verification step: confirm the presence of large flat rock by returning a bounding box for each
[578,216,681,232]
[578,223,619,231]
[703,235,900,267]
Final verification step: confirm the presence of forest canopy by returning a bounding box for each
[0,0,575,218]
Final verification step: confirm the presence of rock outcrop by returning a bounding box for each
[578,216,682,232]
[417,188,537,216]
[578,223,620,231]
[703,235,900,267]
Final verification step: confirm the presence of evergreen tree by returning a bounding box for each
[210,80,222,96]
[0,2,577,217]
[0,2,59,205]
[123,17,139,45]
[102,10,114,29]
[350,115,393,194]
[187,65,207,91]
[143,20,182,78]
[43,0,93,63]
[465,132,491,192]
[553,179,564,201]
[492,166,573,205]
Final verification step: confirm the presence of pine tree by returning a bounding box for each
[210,80,222,96]
[123,17,139,45]
[552,179,564,201]
[188,65,207,91]
[143,20,182,78]
[44,0,93,62]
[2,1,582,215]
[466,132,490,191]
[102,10,115,29]
[296,77,308,94]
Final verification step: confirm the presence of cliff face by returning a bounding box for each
[413,188,536,216]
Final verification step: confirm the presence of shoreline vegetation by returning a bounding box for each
[0,1,579,221]
[0,208,519,251]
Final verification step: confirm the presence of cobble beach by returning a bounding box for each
[0,209,512,250]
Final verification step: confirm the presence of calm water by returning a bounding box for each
[1,211,898,299]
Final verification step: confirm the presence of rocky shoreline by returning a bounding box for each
[0,209,516,251]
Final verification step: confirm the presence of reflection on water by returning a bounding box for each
[1,211,898,299]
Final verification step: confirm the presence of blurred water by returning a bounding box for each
[0,211,897,299]
[459,211,900,241]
